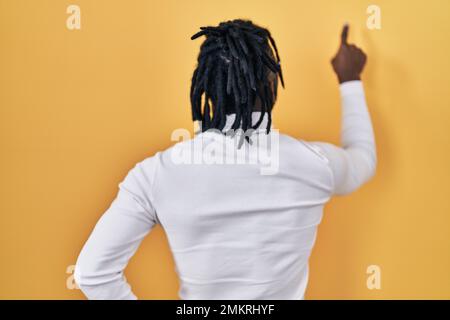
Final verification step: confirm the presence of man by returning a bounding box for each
[74,19,376,299]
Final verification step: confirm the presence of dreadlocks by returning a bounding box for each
[190,19,285,138]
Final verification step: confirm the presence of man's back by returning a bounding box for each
[151,122,333,299]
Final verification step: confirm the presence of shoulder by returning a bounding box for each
[276,133,329,163]
[133,136,197,174]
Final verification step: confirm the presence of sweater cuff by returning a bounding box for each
[339,80,365,96]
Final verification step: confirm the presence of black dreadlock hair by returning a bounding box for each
[190,19,285,139]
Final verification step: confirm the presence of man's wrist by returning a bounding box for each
[338,74,361,84]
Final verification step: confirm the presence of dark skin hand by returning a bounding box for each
[331,24,367,84]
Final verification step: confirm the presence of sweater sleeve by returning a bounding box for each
[309,80,377,195]
[74,156,159,299]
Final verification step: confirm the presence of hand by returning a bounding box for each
[331,24,367,84]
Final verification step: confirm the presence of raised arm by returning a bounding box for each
[309,25,377,195]
[74,156,159,299]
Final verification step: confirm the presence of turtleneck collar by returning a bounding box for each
[195,111,273,135]
[222,111,270,132]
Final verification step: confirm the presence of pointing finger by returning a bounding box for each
[341,23,349,45]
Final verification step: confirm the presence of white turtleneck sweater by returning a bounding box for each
[74,80,376,300]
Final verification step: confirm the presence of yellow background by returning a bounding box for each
[1,0,449,299]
